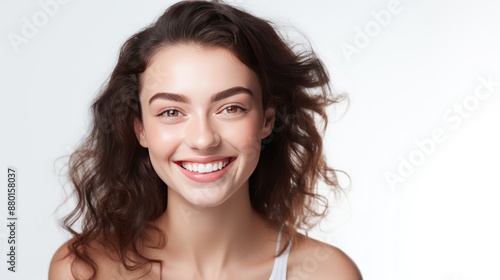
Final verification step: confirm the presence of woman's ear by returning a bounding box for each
[133,117,148,148]
[262,107,275,139]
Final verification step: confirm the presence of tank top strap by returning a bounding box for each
[268,226,292,280]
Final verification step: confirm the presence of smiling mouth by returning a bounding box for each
[177,158,234,174]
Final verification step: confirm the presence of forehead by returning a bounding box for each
[140,44,261,101]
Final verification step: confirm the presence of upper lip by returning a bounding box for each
[175,156,234,164]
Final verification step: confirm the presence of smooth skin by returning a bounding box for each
[49,44,362,280]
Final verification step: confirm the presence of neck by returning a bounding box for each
[154,182,273,274]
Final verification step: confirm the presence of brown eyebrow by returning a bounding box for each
[148,86,253,105]
[210,86,254,103]
[149,92,190,104]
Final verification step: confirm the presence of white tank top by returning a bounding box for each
[268,228,292,280]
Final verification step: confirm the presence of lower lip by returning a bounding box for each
[177,159,234,183]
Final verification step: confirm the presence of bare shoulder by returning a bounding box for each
[48,239,104,280]
[50,238,158,280]
[49,241,77,280]
[287,233,362,280]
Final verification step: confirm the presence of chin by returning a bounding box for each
[180,188,234,208]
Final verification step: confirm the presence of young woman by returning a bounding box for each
[49,1,362,279]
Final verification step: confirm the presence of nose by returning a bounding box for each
[184,114,221,151]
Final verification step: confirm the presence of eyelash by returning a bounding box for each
[158,104,246,119]
[220,104,246,115]
[159,108,185,119]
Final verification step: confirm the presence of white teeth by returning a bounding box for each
[181,160,230,173]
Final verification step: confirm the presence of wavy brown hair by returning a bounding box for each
[62,0,346,279]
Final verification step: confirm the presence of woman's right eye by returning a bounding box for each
[160,108,184,118]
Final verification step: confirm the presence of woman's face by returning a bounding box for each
[135,44,274,208]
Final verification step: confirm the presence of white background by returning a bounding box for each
[1,0,499,279]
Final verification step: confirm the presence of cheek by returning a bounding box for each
[144,121,183,157]
[220,119,263,158]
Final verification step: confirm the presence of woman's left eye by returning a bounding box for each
[221,105,245,114]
